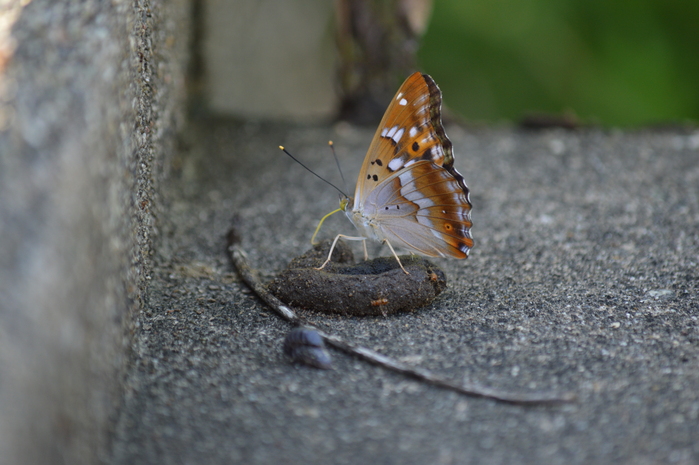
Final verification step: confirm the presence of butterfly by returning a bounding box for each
[316,72,473,273]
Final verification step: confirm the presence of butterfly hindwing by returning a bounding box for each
[364,159,473,258]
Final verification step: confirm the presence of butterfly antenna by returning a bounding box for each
[279,146,347,197]
[328,141,349,196]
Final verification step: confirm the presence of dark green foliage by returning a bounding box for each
[419,0,699,126]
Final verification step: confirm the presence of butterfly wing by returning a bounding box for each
[351,72,473,258]
[362,159,473,258]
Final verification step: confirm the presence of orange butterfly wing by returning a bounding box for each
[348,72,473,258]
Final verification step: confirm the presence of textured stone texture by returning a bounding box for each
[110,120,699,464]
[0,0,189,463]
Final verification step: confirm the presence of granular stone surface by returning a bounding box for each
[110,119,699,465]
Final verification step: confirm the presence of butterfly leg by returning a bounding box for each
[316,234,368,271]
[383,239,409,274]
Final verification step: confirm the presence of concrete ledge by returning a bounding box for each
[111,120,699,464]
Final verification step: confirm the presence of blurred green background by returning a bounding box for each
[418,0,699,127]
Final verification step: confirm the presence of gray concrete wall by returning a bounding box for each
[0,0,190,463]
[203,0,337,121]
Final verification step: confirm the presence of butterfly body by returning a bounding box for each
[339,72,473,261]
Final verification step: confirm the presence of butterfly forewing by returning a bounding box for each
[356,73,455,200]
[348,72,473,259]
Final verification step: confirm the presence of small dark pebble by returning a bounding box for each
[268,240,447,316]
[283,327,332,369]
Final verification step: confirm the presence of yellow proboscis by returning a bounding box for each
[310,207,342,245]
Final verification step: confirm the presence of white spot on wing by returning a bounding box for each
[396,92,403,100]
[388,158,404,171]
[382,126,405,144]
[399,98,408,106]
[409,127,418,138]
[429,227,443,240]
[398,172,414,186]
[417,215,434,230]
[413,197,434,209]
[399,172,435,210]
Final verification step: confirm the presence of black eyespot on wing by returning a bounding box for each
[372,174,378,182]
[375,159,383,166]
[412,141,419,151]
[420,147,432,161]
[367,174,371,179]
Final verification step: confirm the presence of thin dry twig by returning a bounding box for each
[227,230,576,405]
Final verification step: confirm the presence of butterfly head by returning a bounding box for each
[339,195,352,213]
